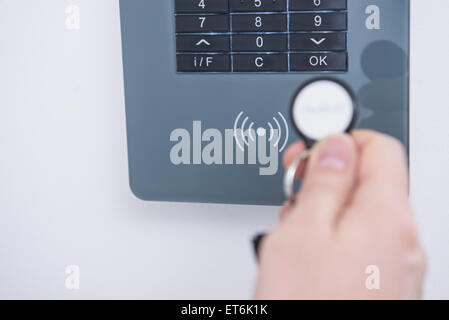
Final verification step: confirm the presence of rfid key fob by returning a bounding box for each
[290,78,358,148]
[285,78,358,202]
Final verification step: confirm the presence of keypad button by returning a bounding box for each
[176,15,229,33]
[177,35,230,52]
[289,0,347,11]
[290,32,346,51]
[177,54,231,72]
[232,34,288,52]
[175,0,229,14]
[232,14,287,32]
[230,0,287,12]
[290,52,347,71]
[233,54,288,72]
[290,12,347,31]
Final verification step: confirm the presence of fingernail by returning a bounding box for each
[318,137,350,170]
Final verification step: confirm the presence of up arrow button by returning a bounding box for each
[196,39,211,46]
[176,35,230,52]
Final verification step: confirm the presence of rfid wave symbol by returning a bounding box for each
[233,111,289,153]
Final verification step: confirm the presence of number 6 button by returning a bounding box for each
[289,0,347,11]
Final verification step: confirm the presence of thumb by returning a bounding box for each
[293,134,358,229]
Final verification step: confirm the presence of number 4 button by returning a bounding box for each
[175,0,229,14]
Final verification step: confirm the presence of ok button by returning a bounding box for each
[291,53,347,71]
[309,55,328,66]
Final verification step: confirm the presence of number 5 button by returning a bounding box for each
[230,0,287,12]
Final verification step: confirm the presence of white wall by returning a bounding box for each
[0,0,447,299]
[410,0,449,300]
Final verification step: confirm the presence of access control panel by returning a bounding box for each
[175,0,347,72]
[120,0,410,205]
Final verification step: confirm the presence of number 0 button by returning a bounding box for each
[232,34,288,52]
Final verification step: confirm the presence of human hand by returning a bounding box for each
[254,130,426,300]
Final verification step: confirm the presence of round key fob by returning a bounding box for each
[290,78,358,148]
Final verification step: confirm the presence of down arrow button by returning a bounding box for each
[290,32,347,51]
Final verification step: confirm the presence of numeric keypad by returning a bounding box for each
[175,0,348,72]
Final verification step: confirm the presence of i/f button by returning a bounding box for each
[177,54,231,72]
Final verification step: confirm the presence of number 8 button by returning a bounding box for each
[232,14,287,32]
